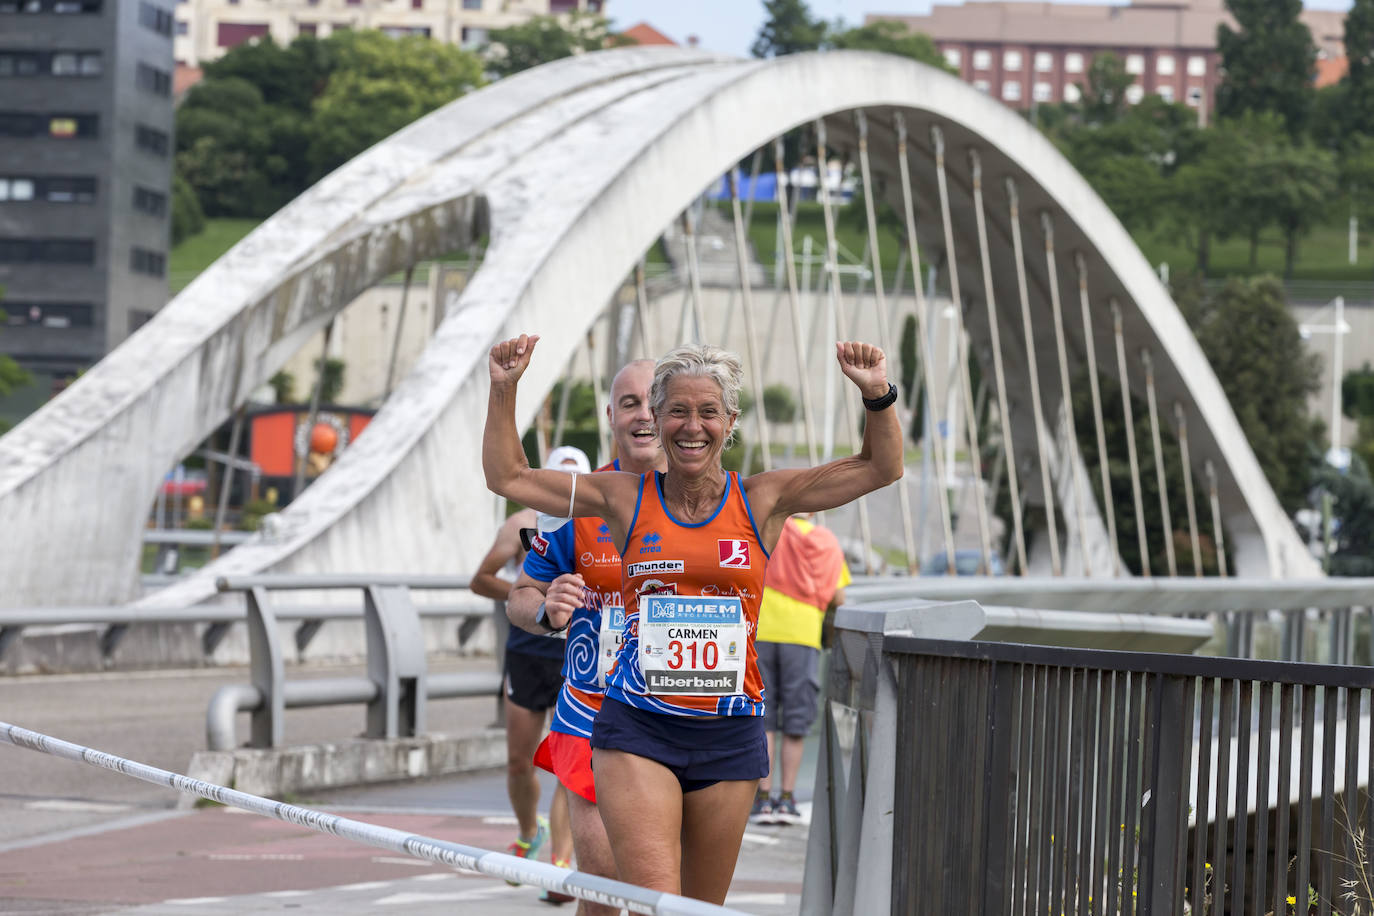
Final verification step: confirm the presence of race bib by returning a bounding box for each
[596,598,625,688]
[638,595,747,696]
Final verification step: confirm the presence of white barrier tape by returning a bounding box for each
[0,721,745,916]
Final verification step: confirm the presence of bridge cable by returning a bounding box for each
[634,258,653,359]
[1174,404,1205,577]
[1205,460,1229,577]
[1039,214,1093,575]
[893,113,958,572]
[1111,300,1152,576]
[1141,348,1177,577]
[682,208,707,344]
[719,148,764,348]
[814,118,876,571]
[1005,178,1062,576]
[294,317,335,499]
[772,137,820,467]
[587,324,612,465]
[0,722,741,916]
[930,125,994,573]
[968,149,1028,576]
[727,168,773,472]
[856,110,918,573]
[1074,253,1122,576]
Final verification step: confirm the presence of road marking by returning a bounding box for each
[741,831,780,846]
[337,881,391,891]
[263,889,311,898]
[208,853,305,860]
[480,815,518,825]
[727,892,790,905]
[377,885,523,905]
[25,799,130,813]
[372,855,438,867]
[161,897,227,905]
[413,872,456,882]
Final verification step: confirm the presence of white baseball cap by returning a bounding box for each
[545,445,591,474]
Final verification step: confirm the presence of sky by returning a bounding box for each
[606,0,1354,59]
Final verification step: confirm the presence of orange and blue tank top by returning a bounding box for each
[604,470,769,717]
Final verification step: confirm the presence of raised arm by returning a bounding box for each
[483,334,636,534]
[746,341,904,546]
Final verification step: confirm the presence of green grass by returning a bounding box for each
[168,218,260,293]
[1135,220,1374,285]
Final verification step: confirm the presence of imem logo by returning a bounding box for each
[639,531,663,554]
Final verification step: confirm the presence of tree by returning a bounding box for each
[170,174,206,246]
[826,20,951,72]
[1345,0,1374,140]
[1314,455,1374,576]
[1078,51,1135,125]
[305,31,483,181]
[750,0,826,58]
[484,12,626,79]
[1216,0,1316,136]
[1181,275,1323,511]
[0,285,33,435]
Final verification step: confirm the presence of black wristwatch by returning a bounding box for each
[862,382,899,411]
[534,602,569,634]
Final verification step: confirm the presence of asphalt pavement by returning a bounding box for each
[0,661,810,915]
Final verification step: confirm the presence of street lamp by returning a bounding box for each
[1298,296,1352,470]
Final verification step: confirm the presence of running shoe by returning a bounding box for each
[539,858,576,905]
[505,816,549,886]
[773,793,803,826]
[749,793,776,825]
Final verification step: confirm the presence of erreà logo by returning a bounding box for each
[718,539,750,568]
[531,533,550,557]
[627,559,684,578]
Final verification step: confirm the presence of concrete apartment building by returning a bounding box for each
[868,0,1347,120]
[0,0,174,406]
[174,0,605,66]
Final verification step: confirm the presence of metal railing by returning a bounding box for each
[804,609,1374,915]
[207,575,503,750]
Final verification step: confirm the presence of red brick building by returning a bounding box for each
[868,0,1347,123]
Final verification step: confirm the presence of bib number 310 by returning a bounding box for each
[639,595,747,696]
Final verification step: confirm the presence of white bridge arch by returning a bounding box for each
[0,47,1316,610]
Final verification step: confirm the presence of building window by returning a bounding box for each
[549,0,575,11]
[1126,54,1144,75]
[1157,54,1175,76]
[3,301,95,328]
[48,114,98,137]
[0,238,95,263]
[0,177,35,200]
[382,24,429,37]
[1003,50,1022,71]
[297,21,315,34]
[138,1,173,36]
[1064,82,1082,103]
[1034,51,1053,72]
[461,0,479,7]
[1186,86,1203,106]
[216,21,269,48]
[411,0,422,8]
[135,123,168,156]
[1064,52,1083,74]
[1002,80,1022,101]
[1033,81,1053,102]
[132,185,166,216]
[136,62,171,96]
[1158,85,1175,103]
[972,79,990,93]
[0,112,41,135]
[943,47,961,69]
[0,0,101,11]
[1125,84,1144,104]
[1188,55,1207,77]
[130,246,165,276]
[0,50,101,76]
[460,25,486,47]
[174,18,186,34]
[972,49,991,70]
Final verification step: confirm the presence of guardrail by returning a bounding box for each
[207,575,502,750]
[804,603,1374,916]
[848,577,1374,665]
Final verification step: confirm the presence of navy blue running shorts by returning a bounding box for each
[590,697,768,792]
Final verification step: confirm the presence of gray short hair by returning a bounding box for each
[651,344,744,420]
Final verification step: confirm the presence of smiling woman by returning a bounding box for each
[481,332,903,905]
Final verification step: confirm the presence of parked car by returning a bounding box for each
[920,550,1006,577]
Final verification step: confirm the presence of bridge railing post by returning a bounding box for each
[363,585,428,739]
[245,586,284,748]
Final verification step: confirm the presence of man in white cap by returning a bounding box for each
[471,443,590,887]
